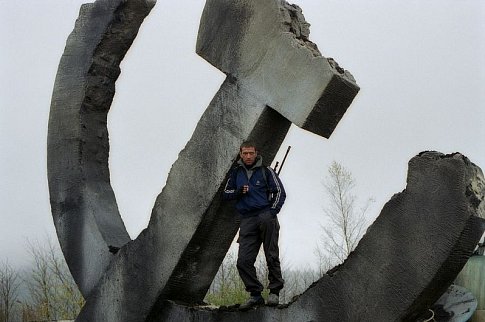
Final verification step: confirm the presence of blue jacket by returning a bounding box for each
[223,156,286,216]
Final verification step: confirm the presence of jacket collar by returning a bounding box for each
[237,155,263,170]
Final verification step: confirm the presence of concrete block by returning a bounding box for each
[196,0,359,138]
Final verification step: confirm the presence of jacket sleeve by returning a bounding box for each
[223,168,242,201]
[267,167,286,215]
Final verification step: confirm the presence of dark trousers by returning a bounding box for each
[237,211,284,294]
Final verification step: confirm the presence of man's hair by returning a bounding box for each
[240,141,258,151]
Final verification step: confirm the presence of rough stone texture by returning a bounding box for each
[47,0,156,297]
[196,0,359,138]
[48,0,359,321]
[149,152,485,321]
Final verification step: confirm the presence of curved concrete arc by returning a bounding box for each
[47,0,156,297]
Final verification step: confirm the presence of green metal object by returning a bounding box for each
[455,256,485,322]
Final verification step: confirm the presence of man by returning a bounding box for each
[223,141,286,309]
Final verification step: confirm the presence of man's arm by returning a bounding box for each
[267,167,286,215]
[223,168,242,200]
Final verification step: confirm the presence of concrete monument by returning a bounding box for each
[47,0,484,321]
[48,0,358,321]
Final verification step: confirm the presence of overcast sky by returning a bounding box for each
[1,1,484,270]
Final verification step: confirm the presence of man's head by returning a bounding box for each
[239,141,258,166]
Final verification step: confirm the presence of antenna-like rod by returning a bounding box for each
[277,146,291,175]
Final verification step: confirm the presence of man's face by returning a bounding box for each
[240,146,257,166]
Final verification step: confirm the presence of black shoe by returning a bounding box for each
[239,295,264,310]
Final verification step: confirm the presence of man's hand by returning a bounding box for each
[242,185,249,194]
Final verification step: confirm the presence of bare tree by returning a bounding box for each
[317,161,374,270]
[23,238,84,320]
[44,240,84,318]
[280,266,319,303]
[24,239,55,320]
[205,246,247,306]
[0,261,21,322]
[313,246,334,276]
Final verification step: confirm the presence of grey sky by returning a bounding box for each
[1,1,484,270]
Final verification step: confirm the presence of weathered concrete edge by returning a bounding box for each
[404,215,485,320]
[47,0,156,297]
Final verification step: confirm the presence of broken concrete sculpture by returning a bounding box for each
[48,0,485,321]
[47,0,358,321]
